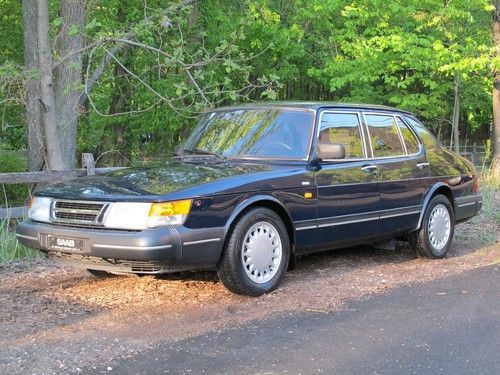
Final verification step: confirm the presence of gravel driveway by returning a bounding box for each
[1,192,498,374]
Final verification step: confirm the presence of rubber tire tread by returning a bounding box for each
[410,194,455,259]
[217,207,290,296]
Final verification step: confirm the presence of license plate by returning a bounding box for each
[47,235,85,252]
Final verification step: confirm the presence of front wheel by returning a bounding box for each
[217,207,290,296]
[409,194,455,259]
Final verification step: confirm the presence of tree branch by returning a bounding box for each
[78,0,197,107]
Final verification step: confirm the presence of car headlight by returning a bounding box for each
[102,202,152,230]
[102,200,192,230]
[148,199,192,228]
[28,197,52,222]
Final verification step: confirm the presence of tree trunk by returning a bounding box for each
[37,0,66,170]
[108,52,131,166]
[493,0,500,175]
[22,0,45,171]
[105,1,131,167]
[53,0,85,170]
[451,73,460,153]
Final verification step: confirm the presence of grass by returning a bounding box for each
[479,169,500,224]
[0,218,42,263]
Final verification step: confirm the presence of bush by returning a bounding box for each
[0,150,29,208]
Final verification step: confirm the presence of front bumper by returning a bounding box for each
[16,220,225,273]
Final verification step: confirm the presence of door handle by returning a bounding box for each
[361,165,378,174]
[416,162,429,169]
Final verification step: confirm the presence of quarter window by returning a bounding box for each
[365,114,405,158]
[319,113,364,159]
[396,117,420,154]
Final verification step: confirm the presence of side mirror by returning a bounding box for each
[317,142,346,160]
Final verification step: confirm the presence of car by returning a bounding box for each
[16,102,483,296]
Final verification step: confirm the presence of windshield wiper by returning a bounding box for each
[179,148,226,161]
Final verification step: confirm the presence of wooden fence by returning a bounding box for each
[0,154,125,220]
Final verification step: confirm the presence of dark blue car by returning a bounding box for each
[16,102,482,295]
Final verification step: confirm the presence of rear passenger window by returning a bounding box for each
[404,116,441,150]
[319,113,365,159]
[364,114,404,158]
[396,117,420,154]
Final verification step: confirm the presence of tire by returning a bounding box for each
[86,269,113,278]
[217,207,290,296]
[409,194,455,259]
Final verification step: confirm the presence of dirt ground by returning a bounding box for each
[1,193,499,374]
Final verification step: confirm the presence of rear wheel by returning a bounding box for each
[217,207,290,296]
[409,194,455,258]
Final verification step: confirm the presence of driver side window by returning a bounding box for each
[319,112,365,159]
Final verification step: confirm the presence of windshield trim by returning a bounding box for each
[183,107,317,162]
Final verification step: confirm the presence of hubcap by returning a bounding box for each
[241,221,282,284]
[428,204,451,253]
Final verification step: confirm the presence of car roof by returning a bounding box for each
[212,101,414,115]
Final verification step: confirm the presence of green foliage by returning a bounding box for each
[0,150,29,208]
[0,0,496,160]
[0,219,42,263]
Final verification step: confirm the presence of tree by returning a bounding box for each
[37,0,66,170]
[493,0,500,175]
[21,0,44,171]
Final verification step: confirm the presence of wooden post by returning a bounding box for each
[81,153,95,176]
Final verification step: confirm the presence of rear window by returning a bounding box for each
[364,114,405,158]
[404,116,441,150]
[396,117,420,154]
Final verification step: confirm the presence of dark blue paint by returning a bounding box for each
[24,103,481,267]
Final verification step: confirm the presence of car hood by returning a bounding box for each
[35,160,305,201]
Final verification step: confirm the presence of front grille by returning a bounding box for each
[52,200,107,226]
[44,221,140,232]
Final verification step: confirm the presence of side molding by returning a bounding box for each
[415,182,452,230]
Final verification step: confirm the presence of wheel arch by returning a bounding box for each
[416,183,455,230]
[221,195,296,259]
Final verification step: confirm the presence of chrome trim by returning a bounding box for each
[295,205,421,230]
[380,210,420,219]
[361,164,378,173]
[16,233,38,241]
[392,114,407,155]
[51,199,109,226]
[457,202,476,208]
[316,110,368,161]
[395,116,408,155]
[395,115,425,157]
[93,243,172,250]
[295,224,318,231]
[318,216,378,228]
[183,238,221,246]
[318,210,379,228]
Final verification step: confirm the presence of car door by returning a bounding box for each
[313,110,380,250]
[362,112,429,235]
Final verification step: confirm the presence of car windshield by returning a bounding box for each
[182,108,314,160]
